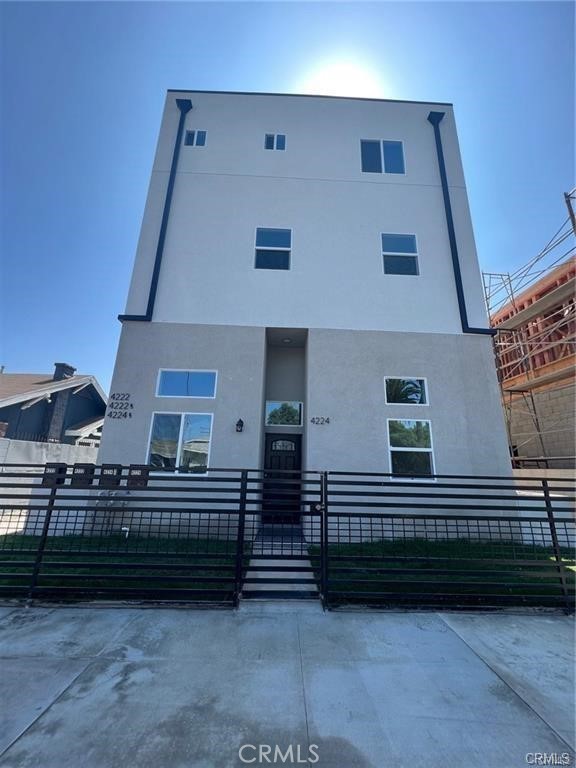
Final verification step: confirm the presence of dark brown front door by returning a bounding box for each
[262,434,302,524]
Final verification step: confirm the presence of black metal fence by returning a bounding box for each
[0,464,573,610]
[321,472,574,610]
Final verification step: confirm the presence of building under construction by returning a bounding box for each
[485,242,575,468]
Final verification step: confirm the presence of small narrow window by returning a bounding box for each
[388,419,434,477]
[157,370,217,398]
[382,233,419,275]
[185,130,207,147]
[385,378,427,405]
[264,133,286,150]
[383,141,405,173]
[361,140,405,174]
[255,228,291,270]
[361,140,382,173]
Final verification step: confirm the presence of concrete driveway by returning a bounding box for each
[0,602,573,768]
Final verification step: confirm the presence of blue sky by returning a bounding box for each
[1,1,574,393]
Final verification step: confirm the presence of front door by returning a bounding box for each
[262,434,302,524]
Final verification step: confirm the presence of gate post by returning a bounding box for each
[320,471,329,608]
[234,470,248,607]
[542,479,571,613]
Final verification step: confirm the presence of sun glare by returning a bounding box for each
[296,59,388,99]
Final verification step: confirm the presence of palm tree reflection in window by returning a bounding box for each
[385,378,427,405]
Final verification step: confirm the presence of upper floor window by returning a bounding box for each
[385,378,428,405]
[157,370,217,398]
[382,233,419,275]
[361,140,405,174]
[148,412,213,473]
[264,134,286,150]
[185,130,207,147]
[255,228,291,270]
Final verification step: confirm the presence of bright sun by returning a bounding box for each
[296,59,388,99]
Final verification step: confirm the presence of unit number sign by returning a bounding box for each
[310,417,330,425]
[107,392,134,419]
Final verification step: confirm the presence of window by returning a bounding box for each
[265,401,303,426]
[388,419,434,477]
[157,370,217,398]
[385,378,427,405]
[264,133,286,150]
[148,413,212,472]
[184,130,206,147]
[271,439,296,451]
[255,228,291,270]
[382,234,419,275]
[361,140,405,174]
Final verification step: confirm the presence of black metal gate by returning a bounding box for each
[242,468,323,599]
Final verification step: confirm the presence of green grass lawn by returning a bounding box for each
[309,538,575,600]
[0,533,248,598]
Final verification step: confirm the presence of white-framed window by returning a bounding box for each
[361,140,405,174]
[264,133,286,150]
[387,419,435,478]
[147,412,213,473]
[385,377,428,405]
[156,370,217,398]
[382,234,419,275]
[265,401,303,426]
[255,228,291,270]
[184,130,206,147]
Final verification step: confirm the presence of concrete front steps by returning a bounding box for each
[242,557,319,600]
[241,525,319,599]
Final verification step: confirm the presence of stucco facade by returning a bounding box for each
[98,90,510,477]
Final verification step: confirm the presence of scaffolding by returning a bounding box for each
[482,211,576,468]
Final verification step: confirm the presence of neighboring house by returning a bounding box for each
[490,258,575,468]
[98,90,510,478]
[0,363,107,465]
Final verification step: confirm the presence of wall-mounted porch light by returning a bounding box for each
[235,419,244,433]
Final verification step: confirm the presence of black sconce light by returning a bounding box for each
[235,419,244,433]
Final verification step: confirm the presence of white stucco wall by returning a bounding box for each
[124,91,488,334]
[103,91,508,478]
[98,323,267,467]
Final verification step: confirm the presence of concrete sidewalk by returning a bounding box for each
[0,602,573,768]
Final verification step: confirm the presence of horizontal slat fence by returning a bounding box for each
[0,464,573,610]
[0,465,249,605]
[319,472,574,610]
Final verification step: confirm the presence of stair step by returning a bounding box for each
[244,577,317,585]
[243,589,319,600]
[242,534,320,601]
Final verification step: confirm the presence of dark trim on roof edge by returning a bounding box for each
[427,111,496,337]
[166,89,453,107]
[119,98,193,323]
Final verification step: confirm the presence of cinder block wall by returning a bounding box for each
[508,383,575,466]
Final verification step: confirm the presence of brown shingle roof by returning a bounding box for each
[0,373,107,406]
[0,374,61,398]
